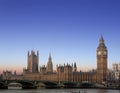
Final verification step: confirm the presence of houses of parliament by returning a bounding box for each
[2,36,108,83]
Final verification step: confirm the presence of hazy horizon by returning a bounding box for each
[0,0,120,74]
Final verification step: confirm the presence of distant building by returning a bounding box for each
[2,36,108,84]
[108,69,115,83]
[112,63,120,81]
[112,63,120,71]
[2,70,23,80]
[2,70,12,80]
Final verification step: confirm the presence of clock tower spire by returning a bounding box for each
[97,35,108,83]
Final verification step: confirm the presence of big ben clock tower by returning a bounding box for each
[97,36,108,83]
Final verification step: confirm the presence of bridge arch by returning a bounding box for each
[0,81,7,89]
[36,81,58,88]
[8,82,22,89]
[18,81,36,89]
[36,82,46,88]
[80,81,93,88]
[63,82,76,88]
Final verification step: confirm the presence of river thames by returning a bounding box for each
[0,89,120,93]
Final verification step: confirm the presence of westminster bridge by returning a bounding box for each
[0,80,93,89]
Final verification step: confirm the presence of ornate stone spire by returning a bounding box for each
[100,35,104,43]
[37,50,39,56]
[74,62,76,68]
[98,35,106,48]
[28,51,29,56]
[48,52,52,61]
[47,52,53,73]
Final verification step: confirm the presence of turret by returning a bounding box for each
[46,53,53,73]
[28,51,29,57]
[73,62,77,72]
[37,50,39,56]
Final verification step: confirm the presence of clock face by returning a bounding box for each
[98,51,101,55]
[103,51,107,55]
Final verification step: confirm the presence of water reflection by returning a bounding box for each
[0,89,120,93]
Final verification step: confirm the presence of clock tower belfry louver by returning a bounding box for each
[97,36,108,83]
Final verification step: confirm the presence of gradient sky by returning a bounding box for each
[0,0,120,74]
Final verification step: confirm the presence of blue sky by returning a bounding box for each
[0,0,120,73]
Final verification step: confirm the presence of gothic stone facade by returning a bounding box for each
[2,36,108,83]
